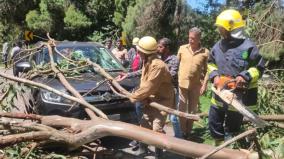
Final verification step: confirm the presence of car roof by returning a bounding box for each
[54,41,104,48]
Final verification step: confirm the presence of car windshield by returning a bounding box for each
[42,45,124,71]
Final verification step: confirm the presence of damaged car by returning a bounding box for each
[15,41,139,123]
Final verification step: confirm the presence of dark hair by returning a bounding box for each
[105,38,112,43]
[159,38,172,50]
[116,39,122,43]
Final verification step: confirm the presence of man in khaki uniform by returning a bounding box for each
[129,36,175,157]
[177,27,209,138]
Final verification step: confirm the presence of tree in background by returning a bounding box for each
[25,0,117,41]
[0,0,282,53]
[0,0,138,44]
[122,0,151,40]
[123,0,188,50]
[0,0,39,43]
[122,0,222,50]
[245,0,284,63]
[113,0,136,27]
[84,0,117,42]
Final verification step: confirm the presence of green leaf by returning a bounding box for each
[5,149,19,157]
[276,140,284,158]
[64,5,92,30]
[260,133,271,149]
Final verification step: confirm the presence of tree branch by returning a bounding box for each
[0,72,107,119]
[198,129,257,159]
[87,59,200,121]
[0,113,250,159]
[45,40,106,119]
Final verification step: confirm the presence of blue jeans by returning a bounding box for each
[170,88,183,138]
[135,101,143,124]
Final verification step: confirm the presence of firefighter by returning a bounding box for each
[207,9,266,145]
[129,36,175,158]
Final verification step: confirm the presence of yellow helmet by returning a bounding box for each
[215,9,245,31]
[136,36,157,54]
[132,37,140,45]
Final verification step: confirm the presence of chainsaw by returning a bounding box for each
[211,76,267,128]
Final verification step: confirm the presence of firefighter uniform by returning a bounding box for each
[208,38,265,139]
[130,55,175,132]
[208,9,266,142]
[130,36,175,133]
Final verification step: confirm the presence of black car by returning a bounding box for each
[16,41,139,122]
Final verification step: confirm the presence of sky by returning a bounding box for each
[187,0,225,10]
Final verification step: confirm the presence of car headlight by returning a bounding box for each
[41,90,73,104]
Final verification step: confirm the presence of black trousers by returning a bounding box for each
[208,105,243,139]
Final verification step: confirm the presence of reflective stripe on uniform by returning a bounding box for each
[248,81,258,89]
[248,67,260,83]
[208,63,218,74]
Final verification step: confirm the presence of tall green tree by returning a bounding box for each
[24,0,118,41]
[123,0,184,48]
[0,0,39,43]
[122,0,217,50]
[113,0,136,27]
[83,0,117,42]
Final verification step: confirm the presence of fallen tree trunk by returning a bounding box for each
[256,115,284,122]
[46,37,107,120]
[87,59,200,121]
[199,129,257,159]
[150,102,200,120]
[198,112,284,122]
[0,131,51,147]
[0,112,250,159]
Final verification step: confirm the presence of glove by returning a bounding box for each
[213,76,221,89]
[235,76,247,89]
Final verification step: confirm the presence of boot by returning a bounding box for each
[155,147,163,159]
[134,143,147,156]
